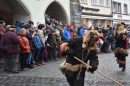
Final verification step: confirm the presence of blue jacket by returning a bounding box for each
[79,28,85,36]
[16,20,24,34]
[33,35,42,49]
[63,28,71,41]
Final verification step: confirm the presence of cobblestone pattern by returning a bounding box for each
[0,50,130,86]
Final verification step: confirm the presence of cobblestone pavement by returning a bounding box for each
[0,50,130,86]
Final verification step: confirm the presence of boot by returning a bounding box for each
[40,60,46,65]
[122,67,126,72]
[27,64,33,69]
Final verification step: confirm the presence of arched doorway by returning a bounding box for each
[0,0,31,25]
[45,1,68,25]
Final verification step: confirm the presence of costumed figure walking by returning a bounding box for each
[114,22,129,72]
[60,30,100,86]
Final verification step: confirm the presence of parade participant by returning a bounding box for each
[60,30,100,86]
[114,22,129,72]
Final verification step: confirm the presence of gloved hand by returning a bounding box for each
[88,66,98,74]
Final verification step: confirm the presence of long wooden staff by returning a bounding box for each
[74,56,123,86]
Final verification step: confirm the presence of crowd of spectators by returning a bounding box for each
[0,17,76,74]
[0,17,130,74]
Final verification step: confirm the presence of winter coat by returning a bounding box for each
[38,30,45,47]
[26,31,33,50]
[16,20,24,34]
[18,33,30,53]
[47,33,57,48]
[63,28,71,41]
[2,31,20,54]
[70,31,74,38]
[0,31,20,59]
[79,28,85,36]
[33,35,42,49]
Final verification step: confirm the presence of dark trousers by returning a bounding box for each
[20,53,28,69]
[65,68,86,86]
[39,47,45,61]
[4,54,18,72]
[35,48,41,62]
[48,47,57,60]
[117,56,126,69]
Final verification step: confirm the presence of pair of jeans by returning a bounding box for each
[35,48,41,62]
[20,53,28,69]
[26,51,32,64]
[111,42,116,51]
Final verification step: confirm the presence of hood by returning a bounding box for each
[17,20,24,28]
[18,32,25,36]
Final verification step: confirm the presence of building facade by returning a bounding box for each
[112,0,130,24]
[80,0,112,28]
[0,0,70,26]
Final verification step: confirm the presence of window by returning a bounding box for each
[117,3,121,13]
[113,2,116,13]
[91,0,97,5]
[124,4,127,14]
[99,0,104,6]
[80,0,87,3]
[106,0,110,7]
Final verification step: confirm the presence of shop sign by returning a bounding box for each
[117,14,122,18]
[74,12,81,16]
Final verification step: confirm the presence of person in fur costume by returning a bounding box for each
[60,30,100,86]
[114,22,129,72]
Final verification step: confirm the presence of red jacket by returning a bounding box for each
[70,31,74,38]
[18,33,30,53]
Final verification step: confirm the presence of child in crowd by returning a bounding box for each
[33,30,42,66]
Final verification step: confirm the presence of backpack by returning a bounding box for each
[77,26,82,36]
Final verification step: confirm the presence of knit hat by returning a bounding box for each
[0,20,5,24]
[66,24,71,28]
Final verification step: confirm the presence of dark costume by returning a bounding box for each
[114,22,129,72]
[60,30,100,86]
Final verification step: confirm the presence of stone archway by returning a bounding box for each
[0,0,31,25]
[45,1,68,25]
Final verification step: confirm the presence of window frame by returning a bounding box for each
[106,0,110,7]
[113,2,116,13]
[124,4,127,14]
[91,0,97,5]
[117,3,121,13]
[80,0,87,4]
[99,0,104,6]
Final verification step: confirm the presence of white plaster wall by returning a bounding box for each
[113,0,130,14]
[113,0,130,23]
[22,0,70,26]
[81,0,112,15]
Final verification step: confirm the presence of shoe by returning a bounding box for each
[26,68,30,70]
[22,68,28,71]
[27,64,33,69]
[4,69,7,71]
[54,58,59,61]
[35,63,42,66]
[122,68,125,72]
[12,71,20,74]
[33,64,37,67]
[40,60,46,65]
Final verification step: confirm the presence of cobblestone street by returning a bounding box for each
[0,50,130,86]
